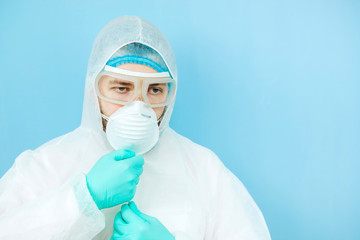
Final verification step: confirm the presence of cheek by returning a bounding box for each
[153,106,165,120]
[99,98,123,116]
[99,98,164,119]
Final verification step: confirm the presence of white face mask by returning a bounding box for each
[102,101,160,155]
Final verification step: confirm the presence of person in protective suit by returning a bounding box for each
[0,16,271,240]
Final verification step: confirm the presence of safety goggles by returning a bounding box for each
[95,65,176,108]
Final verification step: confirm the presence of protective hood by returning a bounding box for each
[81,15,177,134]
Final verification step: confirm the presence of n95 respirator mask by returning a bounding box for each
[102,101,160,155]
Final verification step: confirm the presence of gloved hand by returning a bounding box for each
[111,201,175,240]
[86,150,144,210]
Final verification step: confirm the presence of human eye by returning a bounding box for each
[112,80,133,94]
[115,87,129,93]
[149,87,161,94]
[148,84,166,95]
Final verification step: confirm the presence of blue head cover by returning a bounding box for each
[106,43,169,73]
[106,55,166,72]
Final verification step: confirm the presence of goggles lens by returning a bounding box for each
[95,66,175,107]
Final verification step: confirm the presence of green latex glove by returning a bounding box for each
[86,150,144,210]
[111,201,175,240]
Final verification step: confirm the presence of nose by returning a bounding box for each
[134,88,144,102]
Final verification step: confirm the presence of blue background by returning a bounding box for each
[0,0,359,239]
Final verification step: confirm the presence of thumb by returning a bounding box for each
[128,201,153,222]
[111,149,135,161]
[120,203,145,224]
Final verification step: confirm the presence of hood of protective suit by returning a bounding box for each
[81,15,177,134]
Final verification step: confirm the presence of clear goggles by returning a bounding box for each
[95,65,176,108]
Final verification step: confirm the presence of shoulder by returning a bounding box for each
[34,127,96,153]
[5,127,107,192]
[165,128,214,154]
[12,127,87,166]
[13,127,105,176]
[30,127,109,161]
[164,128,226,169]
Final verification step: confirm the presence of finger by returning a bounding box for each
[113,224,126,236]
[134,176,140,185]
[128,201,151,222]
[114,211,127,225]
[128,201,143,216]
[126,155,144,169]
[132,166,144,177]
[111,226,128,240]
[112,150,135,161]
[110,235,121,240]
[113,227,124,237]
[120,203,145,224]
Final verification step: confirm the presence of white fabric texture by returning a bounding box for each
[0,16,271,239]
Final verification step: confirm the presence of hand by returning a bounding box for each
[86,150,144,209]
[111,201,175,240]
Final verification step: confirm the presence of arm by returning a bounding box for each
[0,150,105,239]
[204,153,271,240]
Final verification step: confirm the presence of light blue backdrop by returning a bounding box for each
[0,0,359,239]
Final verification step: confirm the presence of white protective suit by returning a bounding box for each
[0,16,271,240]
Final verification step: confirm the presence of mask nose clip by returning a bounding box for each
[141,113,151,119]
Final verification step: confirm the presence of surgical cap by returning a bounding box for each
[106,42,169,73]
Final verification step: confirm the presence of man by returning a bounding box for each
[0,16,271,239]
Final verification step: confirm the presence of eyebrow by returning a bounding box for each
[149,83,167,86]
[109,79,133,86]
